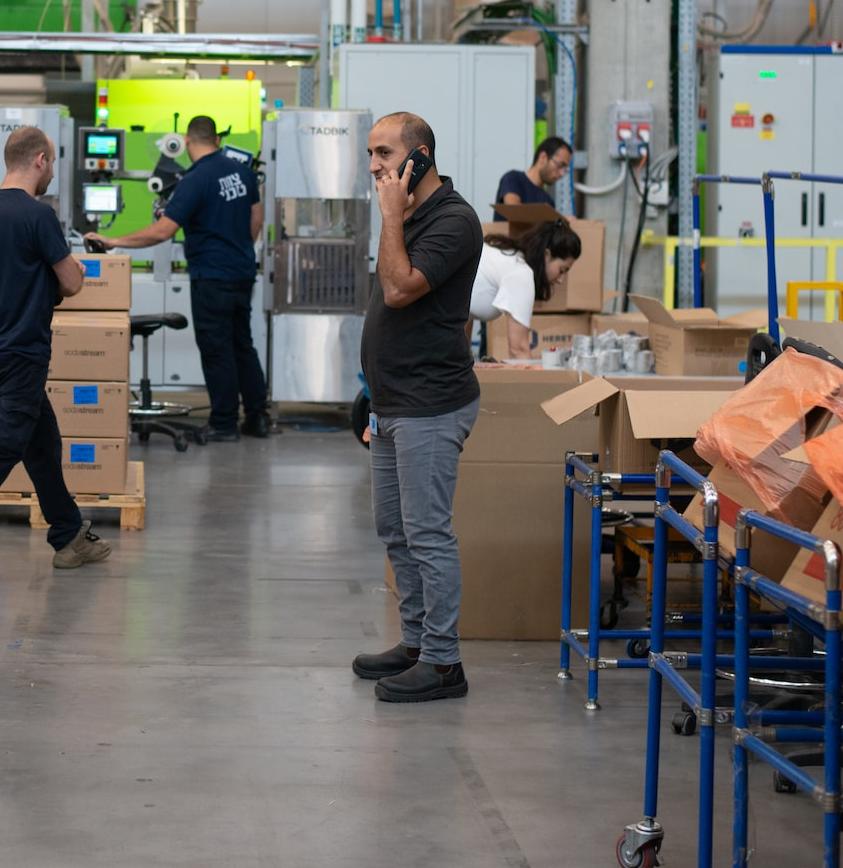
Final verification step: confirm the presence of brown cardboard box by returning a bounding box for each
[1,437,128,495]
[491,204,605,312]
[781,499,843,605]
[486,312,591,360]
[629,294,764,377]
[542,375,742,474]
[780,317,843,360]
[383,365,599,639]
[47,381,129,438]
[684,461,826,583]
[384,463,593,640]
[481,221,509,239]
[592,311,649,335]
[453,462,591,639]
[467,367,599,465]
[49,311,130,381]
[63,254,131,311]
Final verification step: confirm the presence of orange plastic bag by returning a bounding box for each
[695,349,843,519]
[804,423,843,506]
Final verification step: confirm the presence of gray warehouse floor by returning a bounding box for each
[0,428,824,867]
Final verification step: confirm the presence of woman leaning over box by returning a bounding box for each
[467,218,581,360]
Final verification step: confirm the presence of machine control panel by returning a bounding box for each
[78,126,125,172]
[608,101,654,159]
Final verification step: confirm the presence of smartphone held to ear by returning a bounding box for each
[397,148,433,194]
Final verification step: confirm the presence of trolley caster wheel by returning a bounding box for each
[616,834,659,868]
[174,435,189,453]
[773,771,798,794]
[600,600,619,630]
[671,711,697,736]
[139,430,150,443]
[627,638,650,659]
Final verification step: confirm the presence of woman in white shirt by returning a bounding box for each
[469,218,581,359]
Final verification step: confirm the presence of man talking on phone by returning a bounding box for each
[353,112,483,703]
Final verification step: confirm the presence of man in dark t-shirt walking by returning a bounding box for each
[353,112,483,703]
[0,126,111,568]
[492,136,572,220]
[86,116,268,442]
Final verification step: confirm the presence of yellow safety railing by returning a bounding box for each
[641,230,843,321]
[785,281,843,321]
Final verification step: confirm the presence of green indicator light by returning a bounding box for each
[759,70,778,80]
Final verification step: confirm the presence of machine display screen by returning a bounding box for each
[85,133,119,157]
[83,184,121,214]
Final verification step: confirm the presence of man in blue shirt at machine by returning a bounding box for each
[492,135,572,219]
[85,115,269,442]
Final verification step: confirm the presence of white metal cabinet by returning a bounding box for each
[163,278,268,389]
[129,274,166,387]
[713,51,815,317]
[163,278,204,387]
[338,44,535,266]
[810,55,843,319]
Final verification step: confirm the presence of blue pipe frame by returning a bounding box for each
[558,451,781,712]
[733,509,842,868]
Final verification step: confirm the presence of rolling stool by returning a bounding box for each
[130,313,207,452]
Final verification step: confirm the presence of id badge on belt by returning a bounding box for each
[368,412,378,437]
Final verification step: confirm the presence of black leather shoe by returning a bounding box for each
[375,661,468,703]
[352,643,420,680]
[199,424,240,442]
[241,411,272,438]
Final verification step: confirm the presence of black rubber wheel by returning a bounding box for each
[193,430,208,446]
[600,600,619,630]
[627,639,650,659]
[139,430,150,443]
[773,771,798,794]
[350,389,371,449]
[174,435,189,453]
[671,711,697,736]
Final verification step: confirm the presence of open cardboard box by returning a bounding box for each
[629,294,765,377]
[779,317,843,361]
[491,203,605,313]
[541,374,741,475]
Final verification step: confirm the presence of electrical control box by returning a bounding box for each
[711,47,843,317]
[608,101,654,159]
[78,127,124,172]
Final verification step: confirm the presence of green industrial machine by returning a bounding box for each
[93,78,263,237]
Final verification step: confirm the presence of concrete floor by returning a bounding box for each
[0,424,825,867]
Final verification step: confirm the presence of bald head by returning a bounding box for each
[5,126,52,172]
[375,112,436,165]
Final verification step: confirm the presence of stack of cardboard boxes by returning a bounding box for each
[482,204,606,359]
[1,255,132,496]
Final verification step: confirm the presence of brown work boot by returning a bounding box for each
[52,520,112,569]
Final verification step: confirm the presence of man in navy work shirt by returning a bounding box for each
[86,115,269,442]
[0,126,111,568]
[353,112,483,703]
[492,135,572,220]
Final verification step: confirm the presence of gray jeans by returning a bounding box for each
[370,398,479,665]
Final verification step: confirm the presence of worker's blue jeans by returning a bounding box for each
[0,355,81,550]
[369,398,479,665]
[190,278,267,433]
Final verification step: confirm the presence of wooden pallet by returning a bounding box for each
[0,461,146,531]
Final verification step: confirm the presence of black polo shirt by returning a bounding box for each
[361,177,482,417]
